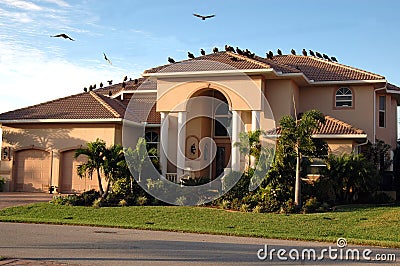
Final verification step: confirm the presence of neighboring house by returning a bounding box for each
[0,50,399,193]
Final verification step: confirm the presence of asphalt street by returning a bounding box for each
[0,222,399,265]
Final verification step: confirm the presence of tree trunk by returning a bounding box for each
[96,168,104,196]
[294,152,302,209]
[102,181,111,199]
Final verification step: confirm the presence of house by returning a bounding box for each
[0,50,399,193]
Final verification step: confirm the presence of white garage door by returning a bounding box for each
[14,149,51,192]
[59,150,98,193]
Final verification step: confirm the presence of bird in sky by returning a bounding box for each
[331,56,338,62]
[213,47,219,53]
[193,13,215,20]
[309,50,315,57]
[123,76,128,82]
[291,49,296,55]
[200,49,206,56]
[100,82,103,88]
[103,53,112,65]
[188,52,195,59]
[277,49,282,56]
[302,49,307,56]
[107,80,113,85]
[50,33,75,41]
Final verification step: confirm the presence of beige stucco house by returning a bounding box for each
[0,50,399,193]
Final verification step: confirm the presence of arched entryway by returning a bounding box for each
[185,89,232,180]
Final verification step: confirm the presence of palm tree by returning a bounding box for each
[279,110,326,208]
[102,144,125,198]
[75,139,107,196]
[124,137,149,184]
[234,130,263,171]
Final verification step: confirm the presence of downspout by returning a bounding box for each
[373,86,387,144]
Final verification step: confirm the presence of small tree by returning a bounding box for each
[75,139,107,196]
[234,130,263,171]
[102,144,125,199]
[277,110,326,209]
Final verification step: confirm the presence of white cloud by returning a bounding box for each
[0,42,133,113]
[0,0,42,11]
[39,0,69,7]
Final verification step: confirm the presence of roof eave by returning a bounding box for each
[312,134,368,139]
[0,118,124,124]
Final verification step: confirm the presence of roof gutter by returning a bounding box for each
[265,133,367,139]
[0,118,123,124]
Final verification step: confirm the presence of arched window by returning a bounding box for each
[335,87,353,107]
[214,102,232,136]
[145,131,159,157]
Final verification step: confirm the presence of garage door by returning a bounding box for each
[59,150,98,193]
[14,149,51,192]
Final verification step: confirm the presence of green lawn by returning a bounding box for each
[0,203,399,248]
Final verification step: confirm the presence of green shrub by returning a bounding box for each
[302,197,320,213]
[118,199,128,207]
[92,198,103,208]
[180,176,210,186]
[240,203,251,212]
[136,196,148,206]
[230,198,241,211]
[219,199,231,210]
[252,205,264,213]
[280,199,296,214]
[175,196,186,206]
[373,192,393,204]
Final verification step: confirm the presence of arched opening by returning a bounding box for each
[185,89,232,180]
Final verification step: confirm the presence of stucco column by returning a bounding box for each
[231,110,241,172]
[251,110,261,131]
[160,112,169,177]
[177,111,187,178]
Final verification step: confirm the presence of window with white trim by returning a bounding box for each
[335,87,353,107]
[145,131,159,158]
[214,103,232,137]
[379,95,386,128]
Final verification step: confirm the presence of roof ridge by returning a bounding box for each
[325,115,364,134]
[226,52,272,69]
[89,91,121,118]
[302,55,385,80]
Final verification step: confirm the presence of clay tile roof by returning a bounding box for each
[272,55,384,81]
[124,95,160,124]
[144,52,272,74]
[0,91,126,121]
[270,115,365,136]
[387,83,400,92]
[95,77,157,97]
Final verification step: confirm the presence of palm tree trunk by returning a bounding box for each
[96,168,104,196]
[294,152,302,209]
[102,181,111,199]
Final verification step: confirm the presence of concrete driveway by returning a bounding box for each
[0,192,54,209]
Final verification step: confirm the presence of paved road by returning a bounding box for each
[0,223,399,265]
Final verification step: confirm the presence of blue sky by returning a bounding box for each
[1,0,400,114]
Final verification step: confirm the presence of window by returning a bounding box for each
[379,95,386,128]
[214,103,232,136]
[335,87,353,107]
[145,131,159,157]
